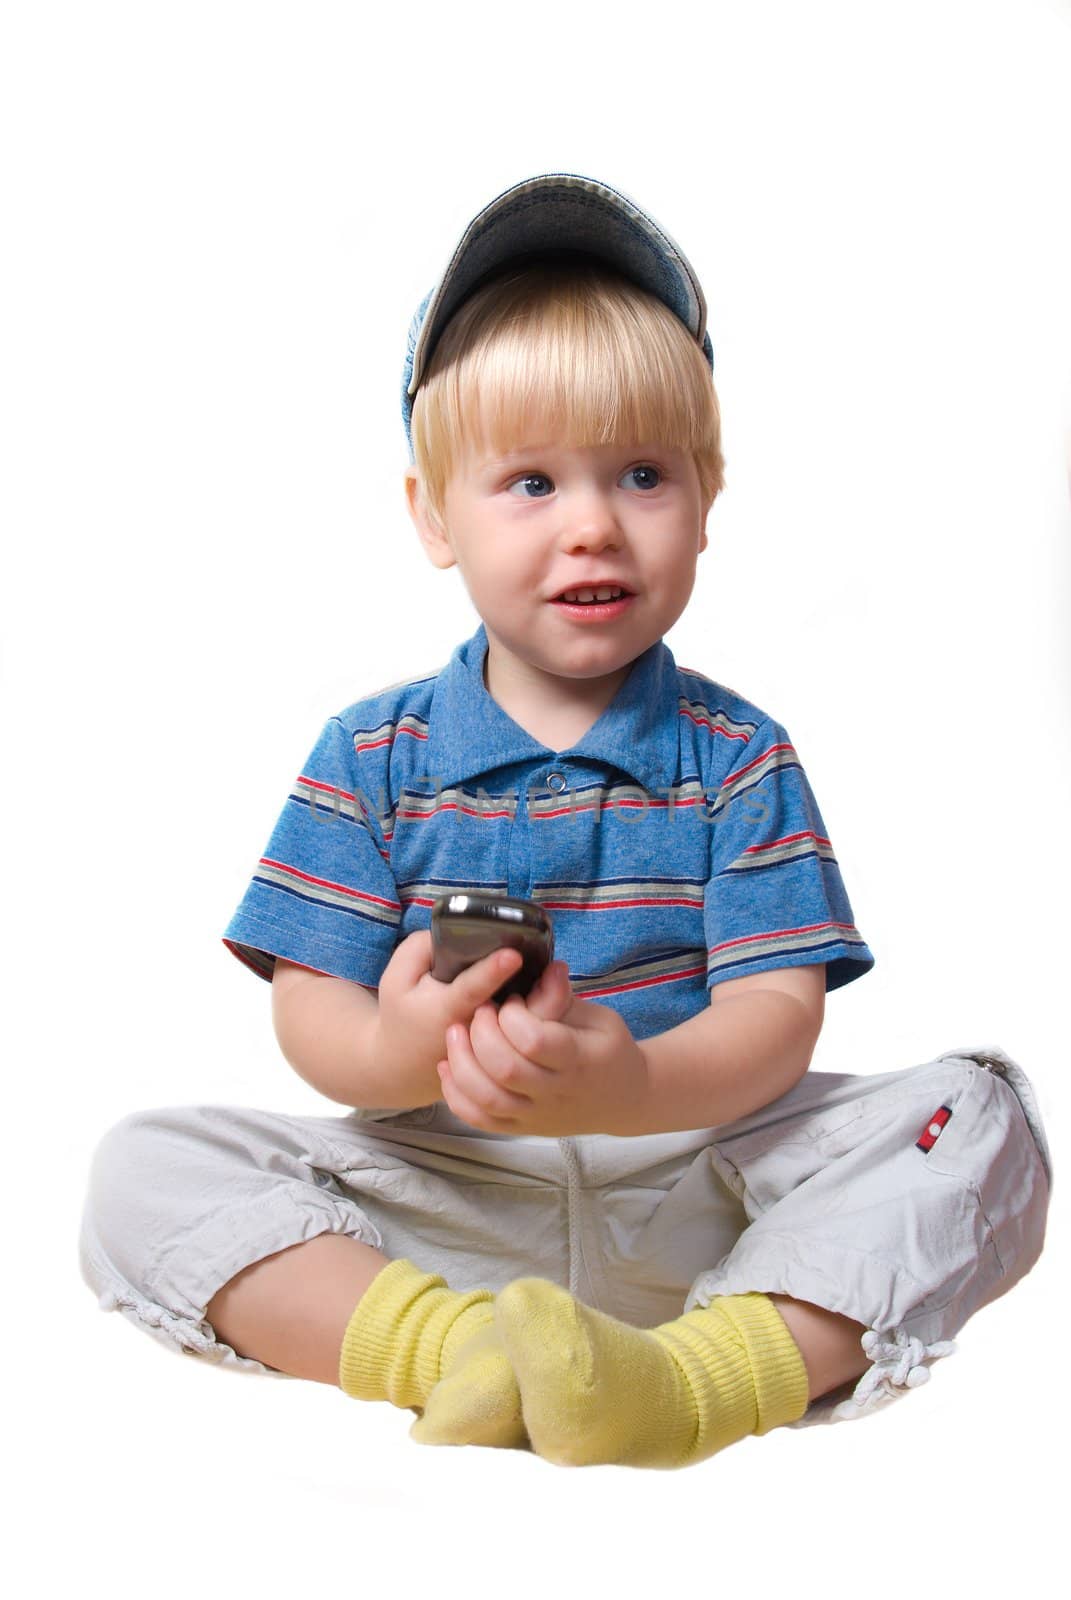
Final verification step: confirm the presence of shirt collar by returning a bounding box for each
[424,621,680,793]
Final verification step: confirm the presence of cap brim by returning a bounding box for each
[406,172,709,398]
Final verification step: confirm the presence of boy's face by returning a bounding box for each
[407,434,711,712]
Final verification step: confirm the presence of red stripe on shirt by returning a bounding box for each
[260,857,401,911]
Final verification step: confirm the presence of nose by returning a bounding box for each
[557,484,622,551]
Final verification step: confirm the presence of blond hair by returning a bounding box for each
[409,257,725,528]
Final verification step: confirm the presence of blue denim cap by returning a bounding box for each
[401,171,715,457]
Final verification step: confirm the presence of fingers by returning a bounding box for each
[524,960,573,1022]
[442,1008,535,1127]
[469,998,550,1089]
[495,990,577,1077]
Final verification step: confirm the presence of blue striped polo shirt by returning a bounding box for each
[223,621,874,1042]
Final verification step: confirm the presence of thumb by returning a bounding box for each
[391,928,435,984]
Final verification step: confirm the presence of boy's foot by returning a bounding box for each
[492,1277,810,1468]
[410,1320,529,1450]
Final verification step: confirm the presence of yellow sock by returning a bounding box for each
[492,1277,811,1468]
[408,1320,529,1451]
[337,1257,526,1447]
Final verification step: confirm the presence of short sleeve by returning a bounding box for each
[222,715,402,986]
[704,717,874,993]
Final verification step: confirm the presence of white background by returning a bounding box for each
[3,0,1068,1592]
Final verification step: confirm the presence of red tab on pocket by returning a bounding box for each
[916,1104,953,1153]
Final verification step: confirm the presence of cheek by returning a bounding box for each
[667,549,702,599]
[478,546,534,584]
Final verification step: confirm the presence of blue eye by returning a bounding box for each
[507,474,553,499]
[623,465,662,490]
[505,464,663,498]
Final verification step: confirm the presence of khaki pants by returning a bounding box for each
[79,1043,1052,1427]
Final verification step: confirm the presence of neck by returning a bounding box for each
[482,649,632,752]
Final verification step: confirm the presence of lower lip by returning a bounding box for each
[551,595,635,622]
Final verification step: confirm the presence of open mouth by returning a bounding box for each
[550,587,635,620]
[552,586,633,605]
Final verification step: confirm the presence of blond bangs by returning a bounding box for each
[410,261,725,523]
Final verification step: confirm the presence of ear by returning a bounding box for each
[698,488,719,553]
[405,469,456,571]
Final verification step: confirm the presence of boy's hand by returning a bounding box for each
[370,929,527,1090]
[436,959,650,1137]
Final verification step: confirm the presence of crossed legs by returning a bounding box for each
[205,1233,870,1406]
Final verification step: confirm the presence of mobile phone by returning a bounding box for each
[430,891,554,1004]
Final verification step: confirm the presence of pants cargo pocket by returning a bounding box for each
[684,1053,1051,1427]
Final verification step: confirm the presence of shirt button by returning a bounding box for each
[546,771,567,792]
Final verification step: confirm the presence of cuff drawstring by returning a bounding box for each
[831,1326,958,1421]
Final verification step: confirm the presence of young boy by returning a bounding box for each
[79,173,1052,1469]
